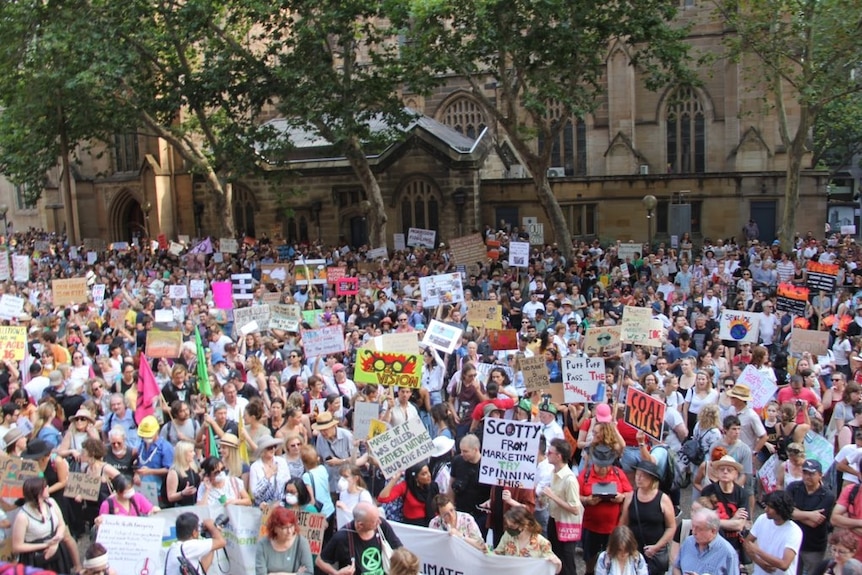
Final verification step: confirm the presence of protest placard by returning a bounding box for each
[718,310,761,344]
[367,246,389,260]
[467,300,503,330]
[422,320,463,354]
[449,234,488,266]
[361,332,421,354]
[219,237,238,254]
[0,457,41,499]
[508,241,530,267]
[789,328,830,356]
[353,401,380,440]
[525,223,544,245]
[260,263,290,284]
[12,255,29,283]
[336,277,359,296]
[0,248,9,282]
[0,326,27,362]
[624,387,666,440]
[486,329,518,351]
[52,277,89,306]
[294,259,328,285]
[146,330,183,358]
[479,419,543,488]
[583,326,622,357]
[302,325,346,357]
[393,233,406,251]
[303,309,324,327]
[368,418,435,479]
[234,304,271,333]
[326,266,347,284]
[368,419,388,439]
[354,349,422,388]
[189,279,206,299]
[168,241,184,256]
[64,472,101,501]
[562,355,605,403]
[270,304,302,332]
[0,295,24,321]
[757,454,779,495]
[776,283,809,316]
[419,272,465,307]
[154,309,174,324]
[296,512,327,555]
[407,227,436,248]
[212,281,233,309]
[520,356,550,393]
[616,243,643,262]
[736,365,777,410]
[91,284,106,307]
[619,306,653,344]
[96,514,165,575]
[167,284,188,300]
[805,432,835,473]
[806,261,840,292]
[261,290,282,304]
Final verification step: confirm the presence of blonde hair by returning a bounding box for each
[171,441,199,478]
[389,548,421,575]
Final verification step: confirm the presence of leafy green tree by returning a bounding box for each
[408,0,692,259]
[716,0,862,249]
[812,92,862,176]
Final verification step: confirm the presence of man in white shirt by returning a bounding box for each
[522,292,545,321]
[538,402,564,443]
[24,362,49,401]
[164,513,226,575]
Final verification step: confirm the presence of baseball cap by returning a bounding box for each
[802,459,822,474]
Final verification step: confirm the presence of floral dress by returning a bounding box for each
[494,532,555,560]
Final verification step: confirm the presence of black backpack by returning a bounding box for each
[776,423,799,461]
[165,542,200,575]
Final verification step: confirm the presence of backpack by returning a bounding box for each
[107,494,141,516]
[679,432,706,467]
[165,542,200,575]
[776,423,799,461]
[651,446,682,492]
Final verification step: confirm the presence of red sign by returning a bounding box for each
[624,387,665,440]
[157,234,168,250]
[336,277,359,296]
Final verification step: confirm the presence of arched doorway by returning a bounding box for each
[109,189,146,242]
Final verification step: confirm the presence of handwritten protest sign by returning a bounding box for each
[422,320,463,354]
[52,277,89,306]
[168,284,188,300]
[12,255,29,283]
[562,356,605,403]
[757,454,780,495]
[354,349,422,388]
[508,241,530,267]
[368,418,435,479]
[189,279,206,299]
[270,304,301,332]
[367,246,389,260]
[146,330,183,359]
[260,263,290,284]
[302,325,346,357]
[233,304,271,333]
[736,365,776,410]
[0,457,41,499]
[361,332,421,354]
[479,419,543,488]
[520,356,550,393]
[296,512,326,555]
[0,295,24,321]
[583,326,622,357]
[407,228,436,248]
[353,401,380,440]
[619,306,654,344]
[624,387,666,440]
[718,310,761,344]
[449,234,488,266]
[776,283,809,316]
[487,329,518,351]
[326,266,347,284]
[91,284,106,307]
[467,300,502,330]
[789,328,830,356]
[617,243,642,262]
[0,249,9,281]
[219,237,238,254]
[806,261,840,292]
[0,326,27,361]
[64,472,101,501]
[805,432,835,472]
[419,273,464,307]
[261,291,282,304]
[96,514,165,575]
[393,234,406,251]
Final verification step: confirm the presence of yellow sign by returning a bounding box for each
[0,326,26,361]
[52,277,89,307]
[368,419,388,439]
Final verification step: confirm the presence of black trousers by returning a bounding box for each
[548,517,578,575]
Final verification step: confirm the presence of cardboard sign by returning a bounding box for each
[407,228,436,248]
[0,326,27,362]
[508,241,530,268]
[619,306,652,344]
[233,304,271,333]
[353,401,380,440]
[562,355,606,403]
[467,301,503,330]
[168,284,188,300]
[419,273,465,307]
[525,223,544,245]
[616,243,642,262]
[624,387,666,440]
[12,255,29,283]
[95,514,165,575]
[336,277,359,296]
[296,512,327,555]
[52,277,89,306]
[583,326,622,357]
[219,237,238,254]
[486,329,518,351]
[189,279,206,299]
[260,291,282,304]
[520,355,550,393]
[146,330,183,358]
[168,241,184,256]
[294,259,328,285]
[757,454,779,494]
[354,349,422,388]
[718,310,761,344]
[302,325,346,357]
[368,417,435,479]
[393,233,406,251]
[260,263,290,284]
[737,365,777,410]
[479,419,543,488]
[806,261,840,292]
[64,472,102,501]
[361,332,421,354]
[0,294,24,321]
[776,283,809,316]
[421,320,463,354]
[449,234,488,266]
[367,246,389,260]
[270,304,302,332]
[789,328,830,356]
[0,457,41,499]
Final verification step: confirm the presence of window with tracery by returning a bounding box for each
[400,179,439,233]
[440,97,487,139]
[538,101,587,176]
[113,133,139,173]
[666,87,705,174]
[232,187,257,237]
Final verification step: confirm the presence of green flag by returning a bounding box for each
[195,326,212,398]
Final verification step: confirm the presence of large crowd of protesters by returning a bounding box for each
[3,222,862,575]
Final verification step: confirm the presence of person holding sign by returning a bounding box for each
[494,506,563,574]
[164,512,227,575]
[377,462,440,527]
[543,438,583,575]
[255,507,315,575]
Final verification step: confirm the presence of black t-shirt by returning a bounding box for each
[701,483,749,548]
[786,481,835,552]
[235,382,260,401]
[319,520,403,575]
[449,455,490,513]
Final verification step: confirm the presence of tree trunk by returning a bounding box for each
[778,118,811,252]
[533,171,574,262]
[57,118,78,245]
[201,166,235,237]
[344,137,387,248]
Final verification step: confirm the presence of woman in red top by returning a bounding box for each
[377,461,440,526]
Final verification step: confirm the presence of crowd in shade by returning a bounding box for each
[3,224,862,575]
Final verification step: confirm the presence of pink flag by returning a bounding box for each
[212,281,233,310]
[20,343,32,386]
[135,353,161,425]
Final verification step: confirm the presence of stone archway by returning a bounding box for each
[109,189,146,242]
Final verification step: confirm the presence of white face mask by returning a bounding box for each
[214,471,227,484]
[123,488,135,499]
[284,493,298,505]
[337,477,349,492]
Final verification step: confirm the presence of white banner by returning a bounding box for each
[0,248,9,281]
[480,418,542,488]
[0,294,24,321]
[12,255,29,283]
[718,310,761,344]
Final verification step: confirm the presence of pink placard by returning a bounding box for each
[212,281,234,310]
[336,277,359,296]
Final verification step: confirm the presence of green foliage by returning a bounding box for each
[813,92,862,172]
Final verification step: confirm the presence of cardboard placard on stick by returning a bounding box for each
[52,277,89,307]
[479,419,542,488]
[623,387,665,440]
[64,472,101,502]
[368,418,435,479]
[520,356,550,393]
[467,301,502,330]
[789,328,830,356]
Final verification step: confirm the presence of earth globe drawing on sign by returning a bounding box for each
[597,333,612,346]
[728,318,751,340]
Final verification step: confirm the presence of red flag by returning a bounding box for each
[135,353,161,424]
